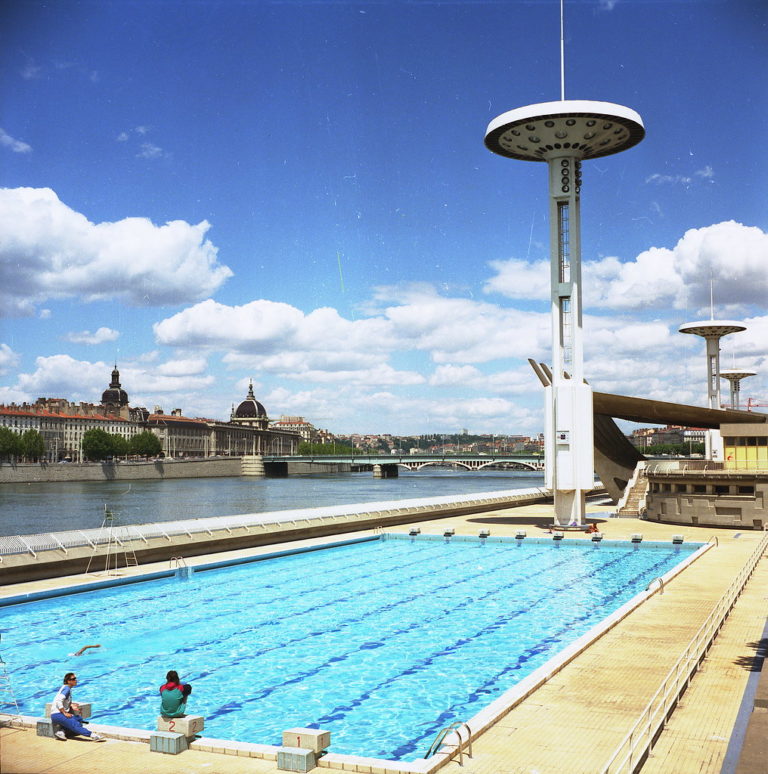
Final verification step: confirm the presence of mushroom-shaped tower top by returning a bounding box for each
[679,321,746,339]
[720,369,757,382]
[485,100,645,162]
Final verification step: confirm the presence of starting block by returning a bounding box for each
[277,747,316,772]
[281,727,331,753]
[45,702,91,719]
[150,730,188,755]
[156,715,204,737]
[36,718,55,738]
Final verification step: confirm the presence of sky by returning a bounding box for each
[1,0,767,436]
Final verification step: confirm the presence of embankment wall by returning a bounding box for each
[0,458,242,483]
[0,458,351,484]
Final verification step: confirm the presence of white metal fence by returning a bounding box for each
[0,487,550,560]
[599,530,768,774]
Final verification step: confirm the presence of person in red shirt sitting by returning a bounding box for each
[159,670,193,718]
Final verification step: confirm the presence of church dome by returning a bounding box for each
[101,366,129,406]
[234,382,266,419]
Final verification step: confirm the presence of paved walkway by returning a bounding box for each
[1,504,765,774]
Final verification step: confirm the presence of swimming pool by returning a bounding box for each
[2,534,701,761]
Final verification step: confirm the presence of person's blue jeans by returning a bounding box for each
[50,712,92,737]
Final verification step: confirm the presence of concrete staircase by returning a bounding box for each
[240,455,265,476]
[616,461,648,517]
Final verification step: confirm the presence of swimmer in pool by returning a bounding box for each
[70,645,101,657]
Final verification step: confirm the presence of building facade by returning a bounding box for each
[0,404,138,462]
[644,422,768,529]
[1,370,300,462]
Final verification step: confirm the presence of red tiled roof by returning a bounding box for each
[0,406,128,422]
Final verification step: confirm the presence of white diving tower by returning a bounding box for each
[678,321,746,411]
[719,368,755,411]
[485,100,644,526]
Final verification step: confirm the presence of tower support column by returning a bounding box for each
[545,155,593,526]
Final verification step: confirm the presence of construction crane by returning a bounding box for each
[745,398,768,411]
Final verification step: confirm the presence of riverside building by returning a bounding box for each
[0,369,299,461]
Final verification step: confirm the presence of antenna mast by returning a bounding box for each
[560,0,565,100]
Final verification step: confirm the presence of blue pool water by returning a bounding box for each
[2,535,699,760]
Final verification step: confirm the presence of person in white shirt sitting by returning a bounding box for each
[50,673,105,742]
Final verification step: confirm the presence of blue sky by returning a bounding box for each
[1,0,767,435]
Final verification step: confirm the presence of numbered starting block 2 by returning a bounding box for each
[150,715,204,755]
[156,715,204,737]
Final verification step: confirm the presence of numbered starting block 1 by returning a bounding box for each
[281,727,331,754]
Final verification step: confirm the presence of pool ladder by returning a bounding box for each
[424,721,472,765]
[170,556,193,579]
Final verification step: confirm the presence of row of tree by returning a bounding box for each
[297,441,361,456]
[643,442,706,456]
[0,428,46,461]
[0,427,163,463]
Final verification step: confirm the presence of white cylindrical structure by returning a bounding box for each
[485,100,644,526]
[719,369,756,410]
[679,321,746,410]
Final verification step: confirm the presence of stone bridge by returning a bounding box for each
[261,453,544,477]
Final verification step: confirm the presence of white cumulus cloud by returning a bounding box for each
[484,221,768,314]
[483,258,550,300]
[0,343,20,375]
[62,327,120,345]
[0,128,32,154]
[13,355,216,407]
[0,187,232,317]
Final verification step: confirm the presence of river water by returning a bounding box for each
[0,469,545,537]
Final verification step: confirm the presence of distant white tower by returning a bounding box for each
[485,99,644,525]
[679,322,746,410]
[719,368,755,410]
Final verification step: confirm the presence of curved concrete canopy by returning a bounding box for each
[592,391,766,428]
[591,392,765,503]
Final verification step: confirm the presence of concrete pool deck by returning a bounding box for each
[1,502,766,774]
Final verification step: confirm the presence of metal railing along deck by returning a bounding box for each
[599,530,768,774]
[0,487,550,560]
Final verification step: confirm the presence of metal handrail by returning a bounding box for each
[645,576,664,595]
[0,488,551,558]
[600,530,768,774]
[425,721,472,765]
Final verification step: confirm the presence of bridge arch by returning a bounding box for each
[396,459,541,472]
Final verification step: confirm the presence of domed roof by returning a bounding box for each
[101,366,129,406]
[234,382,266,419]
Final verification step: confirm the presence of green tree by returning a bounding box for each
[20,429,46,462]
[110,434,129,458]
[128,431,162,458]
[298,441,360,456]
[81,428,115,461]
[0,427,22,461]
